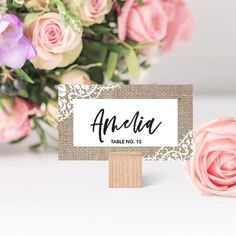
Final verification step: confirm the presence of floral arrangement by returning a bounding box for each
[0,0,195,148]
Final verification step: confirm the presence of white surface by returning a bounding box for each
[0,95,236,236]
[149,1,236,95]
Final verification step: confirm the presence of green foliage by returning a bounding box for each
[87,67,104,84]
[55,0,83,33]
[136,0,143,5]
[0,99,8,115]
[7,0,24,8]
[5,96,14,107]
[0,97,14,115]
[10,136,27,144]
[106,51,119,80]
[14,69,34,84]
[90,24,111,34]
[126,48,140,80]
[18,89,29,98]
[1,0,160,149]
[30,117,47,151]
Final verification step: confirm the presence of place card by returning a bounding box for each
[58,84,193,160]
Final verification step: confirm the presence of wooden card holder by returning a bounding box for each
[108,152,142,188]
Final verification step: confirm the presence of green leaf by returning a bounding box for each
[99,45,108,64]
[66,12,83,34]
[18,89,29,98]
[103,44,129,55]
[30,143,42,150]
[106,52,119,80]
[136,0,143,4]
[91,24,111,34]
[32,117,47,150]
[10,136,27,144]
[7,0,23,8]
[134,41,161,49]
[0,99,9,115]
[111,74,121,83]
[82,40,107,63]
[111,74,129,85]
[55,0,67,16]
[87,67,104,84]
[28,86,43,105]
[0,97,13,114]
[55,0,83,33]
[126,49,140,80]
[14,69,34,84]
[5,97,14,107]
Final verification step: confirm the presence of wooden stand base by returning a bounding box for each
[108,152,142,188]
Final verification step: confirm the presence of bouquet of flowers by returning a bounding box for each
[0,0,195,149]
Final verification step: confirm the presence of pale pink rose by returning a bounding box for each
[60,69,91,85]
[25,13,82,70]
[64,0,113,26]
[25,0,51,11]
[118,0,168,43]
[162,0,196,52]
[0,97,37,143]
[186,118,236,197]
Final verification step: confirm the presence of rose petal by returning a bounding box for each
[206,151,221,169]
[118,0,136,41]
[0,97,37,143]
[162,1,196,52]
[208,174,236,187]
[208,158,226,179]
[186,118,236,197]
[201,138,236,156]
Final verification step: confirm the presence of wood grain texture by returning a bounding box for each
[109,152,142,188]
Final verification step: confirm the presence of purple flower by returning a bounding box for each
[0,14,36,69]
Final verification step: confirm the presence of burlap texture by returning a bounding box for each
[58,85,193,160]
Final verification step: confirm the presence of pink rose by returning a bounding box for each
[25,13,83,70]
[186,118,236,197]
[60,69,91,85]
[162,0,196,52]
[0,97,37,143]
[65,0,114,26]
[118,0,168,43]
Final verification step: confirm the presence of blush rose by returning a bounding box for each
[65,0,113,26]
[25,13,83,70]
[0,97,37,143]
[118,0,195,52]
[186,118,236,197]
[118,0,168,43]
[59,69,91,85]
[162,0,196,52]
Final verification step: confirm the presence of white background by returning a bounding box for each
[73,99,178,147]
[148,0,236,95]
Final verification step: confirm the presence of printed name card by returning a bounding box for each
[73,99,178,147]
[58,85,193,160]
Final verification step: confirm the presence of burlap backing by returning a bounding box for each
[58,84,193,160]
